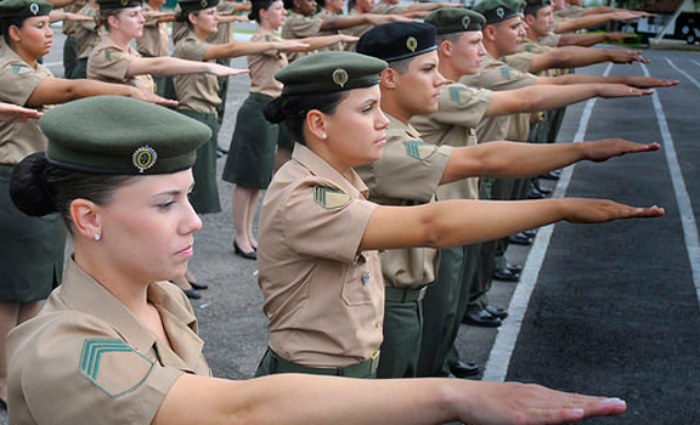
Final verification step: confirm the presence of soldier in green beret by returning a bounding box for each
[7,94,637,425]
[0,0,177,406]
[411,7,666,379]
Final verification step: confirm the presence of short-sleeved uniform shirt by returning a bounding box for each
[315,8,346,51]
[249,30,287,97]
[281,11,323,62]
[555,4,585,19]
[460,52,537,143]
[355,115,453,289]
[7,257,211,425]
[136,2,170,57]
[340,9,373,51]
[538,31,561,47]
[88,38,156,94]
[173,32,221,114]
[0,41,51,165]
[73,3,102,60]
[208,0,237,45]
[62,0,86,36]
[258,143,384,368]
[410,82,493,201]
[372,1,403,14]
[500,51,540,140]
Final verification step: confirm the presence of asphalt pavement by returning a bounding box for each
[6,25,700,425]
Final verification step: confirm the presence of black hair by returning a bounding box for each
[96,8,122,31]
[263,91,347,145]
[10,153,140,231]
[249,0,276,22]
[1,16,28,45]
[175,8,199,26]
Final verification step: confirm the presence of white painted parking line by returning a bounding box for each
[482,64,613,382]
[691,59,700,69]
[642,62,700,311]
[666,58,700,91]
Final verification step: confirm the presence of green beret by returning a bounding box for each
[178,0,220,14]
[425,8,486,35]
[472,0,524,24]
[41,96,211,175]
[275,51,387,96]
[96,0,143,10]
[524,0,551,14]
[0,0,52,19]
[356,22,437,63]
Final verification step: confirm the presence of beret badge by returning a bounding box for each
[332,68,349,87]
[121,0,128,6]
[462,15,471,29]
[29,3,40,14]
[201,0,208,7]
[496,7,505,18]
[132,146,158,173]
[406,36,418,52]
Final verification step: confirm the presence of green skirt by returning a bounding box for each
[178,109,221,214]
[0,165,66,302]
[222,93,278,189]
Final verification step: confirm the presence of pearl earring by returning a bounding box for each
[94,234,101,241]
[321,133,327,139]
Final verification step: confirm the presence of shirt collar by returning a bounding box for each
[291,142,370,198]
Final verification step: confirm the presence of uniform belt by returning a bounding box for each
[384,286,427,302]
[266,348,379,378]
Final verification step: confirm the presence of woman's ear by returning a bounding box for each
[305,109,327,141]
[70,199,103,242]
[8,25,21,44]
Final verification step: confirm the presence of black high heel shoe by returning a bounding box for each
[188,280,209,290]
[233,240,257,260]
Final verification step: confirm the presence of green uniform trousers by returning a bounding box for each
[376,288,424,378]
[255,347,377,378]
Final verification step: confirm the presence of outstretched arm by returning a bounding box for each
[153,373,629,425]
[554,11,651,34]
[294,34,359,50]
[557,32,637,47]
[537,73,679,89]
[127,56,249,78]
[204,39,309,60]
[0,102,42,122]
[528,46,647,73]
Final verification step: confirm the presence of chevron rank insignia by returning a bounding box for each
[11,64,32,75]
[448,86,475,106]
[314,186,351,209]
[105,48,123,62]
[405,140,437,160]
[79,338,155,397]
[500,66,522,81]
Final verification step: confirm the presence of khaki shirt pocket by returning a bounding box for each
[340,253,374,306]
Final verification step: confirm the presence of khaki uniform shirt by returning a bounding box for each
[88,38,156,94]
[281,11,323,62]
[249,30,287,98]
[74,3,102,59]
[136,3,170,57]
[208,0,237,45]
[555,4,585,19]
[258,143,383,368]
[173,32,221,114]
[0,41,51,165]
[372,0,403,14]
[356,115,453,289]
[411,82,493,201]
[501,50,538,135]
[7,257,211,425]
[315,8,346,51]
[340,9,373,51]
[62,0,86,36]
[460,52,536,143]
[539,31,561,47]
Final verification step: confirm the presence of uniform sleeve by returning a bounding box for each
[87,46,133,83]
[430,85,493,128]
[538,32,561,48]
[174,38,208,61]
[9,313,183,425]
[0,61,46,106]
[286,15,323,38]
[462,61,537,91]
[502,51,534,73]
[282,180,378,263]
[359,135,453,203]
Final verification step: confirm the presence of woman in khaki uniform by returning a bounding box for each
[0,0,175,408]
[254,51,663,379]
[7,93,632,425]
[222,0,356,259]
[70,0,101,78]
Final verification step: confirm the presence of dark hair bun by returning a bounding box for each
[10,152,57,217]
[263,96,286,124]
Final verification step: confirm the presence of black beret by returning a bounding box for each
[472,0,525,24]
[0,0,52,18]
[96,0,143,9]
[41,96,211,175]
[356,22,437,63]
[178,0,220,14]
[425,8,486,35]
[276,51,387,95]
[524,0,551,14]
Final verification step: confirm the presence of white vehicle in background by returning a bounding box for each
[631,0,700,44]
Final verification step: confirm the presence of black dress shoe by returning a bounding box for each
[189,280,209,290]
[449,361,479,378]
[523,229,537,238]
[509,232,533,246]
[506,263,522,274]
[527,186,547,199]
[532,181,552,195]
[539,170,561,181]
[234,240,257,260]
[463,309,502,327]
[182,287,202,300]
[485,305,508,319]
[493,267,520,282]
[217,145,229,155]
